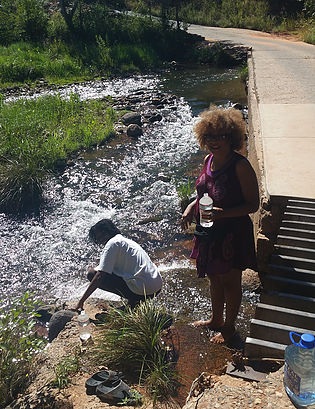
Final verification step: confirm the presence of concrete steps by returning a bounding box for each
[245,197,315,359]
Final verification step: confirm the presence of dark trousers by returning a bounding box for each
[87,270,159,308]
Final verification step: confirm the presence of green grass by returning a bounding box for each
[0,292,47,408]
[92,300,179,402]
[51,355,80,390]
[0,94,117,213]
[0,42,88,87]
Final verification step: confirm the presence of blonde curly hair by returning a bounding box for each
[194,107,246,151]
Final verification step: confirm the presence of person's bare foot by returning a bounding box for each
[210,326,236,344]
[192,318,224,329]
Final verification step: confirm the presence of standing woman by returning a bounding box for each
[181,107,259,343]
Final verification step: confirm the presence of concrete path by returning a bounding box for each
[188,25,315,200]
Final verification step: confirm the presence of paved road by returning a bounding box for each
[188,25,315,199]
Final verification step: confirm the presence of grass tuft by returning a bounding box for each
[93,300,179,402]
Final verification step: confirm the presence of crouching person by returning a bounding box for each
[75,219,162,310]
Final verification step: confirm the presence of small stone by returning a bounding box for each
[275,391,283,398]
[254,398,262,405]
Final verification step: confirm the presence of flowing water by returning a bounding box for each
[1,66,259,388]
[0,64,257,311]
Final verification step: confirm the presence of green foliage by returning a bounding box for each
[193,42,238,66]
[239,64,248,84]
[0,42,86,86]
[16,0,48,42]
[176,177,195,202]
[0,94,117,213]
[0,292,47,408]
[93,300,179,402]
[51,355,80,390]
[300,18,315,44]
[117,389,143,406]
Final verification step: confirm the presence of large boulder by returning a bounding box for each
[122,112,142,126]
[48,309,76,342]
[127,124,143,138]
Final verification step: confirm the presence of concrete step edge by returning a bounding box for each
[245,337,287,351]
[250,319,315,336]
[256,302,315,318]
[287,206,315,213]
[288,199,315,206]
[279,227,315,235]
[264,274,315,288]
[284,212,315,218]
[262,290,315,305]
[277,235,315,244]
[268,264,315,275]
[271,254,315,265]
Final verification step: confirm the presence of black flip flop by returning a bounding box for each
[96,379,137,404]
[85,370,121,395]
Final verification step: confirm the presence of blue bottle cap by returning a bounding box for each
[290,332,315,349]
[300,333,315,349]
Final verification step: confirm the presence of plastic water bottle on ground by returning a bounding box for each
[284,332,315,408]
[78,310,91,341]
[199,193,213,228]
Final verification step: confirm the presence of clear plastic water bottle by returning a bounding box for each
[284,332,315,407]
[199,193,213,228]
[77,310,91,341]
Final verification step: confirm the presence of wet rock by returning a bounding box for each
[158,173,171,182]
[121,112,142,126]
[149,113,162,123]
[126,124,143,137]
[151,97,163,106]
[48,309,76,342]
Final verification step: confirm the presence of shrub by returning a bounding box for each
[0,292,47,408]
[16,0,48,42]
[93,300,178,402]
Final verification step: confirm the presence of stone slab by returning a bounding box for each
[226,362,267,381]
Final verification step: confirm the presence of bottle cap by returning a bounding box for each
[290,332,315,349]
[300,333,315,349]
[203,193,209,197]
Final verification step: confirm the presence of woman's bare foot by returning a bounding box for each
[192,318,224,329]
[210,325,236,344]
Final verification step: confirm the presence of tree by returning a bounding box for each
[58,0,80,32]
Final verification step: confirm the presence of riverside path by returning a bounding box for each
[188,25,315,200]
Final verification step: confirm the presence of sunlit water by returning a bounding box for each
[1,65,257,329]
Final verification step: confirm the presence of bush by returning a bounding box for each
[16,0,48,42]
[0,292,47,408]
[93,300,178,402]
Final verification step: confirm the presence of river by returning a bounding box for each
[0,65,257,330]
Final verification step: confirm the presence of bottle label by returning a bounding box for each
[284,362,301,396]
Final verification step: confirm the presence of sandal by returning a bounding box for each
[96,379,136,404]
[85,370,121,395]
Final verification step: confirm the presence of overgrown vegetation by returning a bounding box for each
[0,93,117,213]
[93,300,179,402]
[0,292,47,409]
[0,1,201,87]
[51,354,80,390]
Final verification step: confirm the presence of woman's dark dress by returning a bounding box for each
[190,152,257,278]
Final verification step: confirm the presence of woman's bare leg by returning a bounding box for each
[211,268,242,343]
[193,275,225,328]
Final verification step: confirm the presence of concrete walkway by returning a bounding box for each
[187,25,315,200]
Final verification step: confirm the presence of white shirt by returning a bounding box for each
[96,234,162,295]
